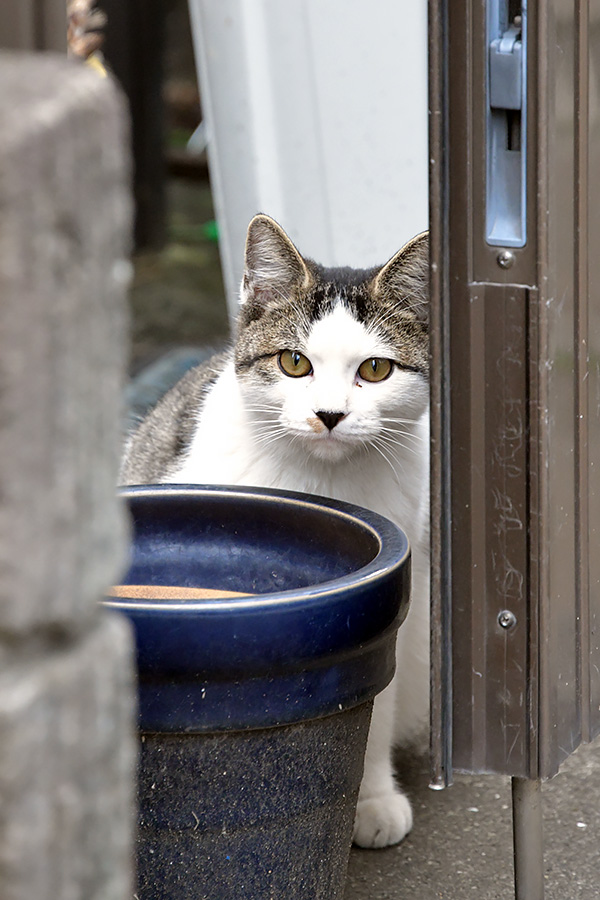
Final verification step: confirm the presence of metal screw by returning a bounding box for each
[498,609,517,629]
[497,250,516,269]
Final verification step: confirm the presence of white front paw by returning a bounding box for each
[353,791,413,849]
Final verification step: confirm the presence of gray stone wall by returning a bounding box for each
[0,54,136,899]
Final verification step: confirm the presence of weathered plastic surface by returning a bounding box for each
[187,0,428,317]
[430,0,600,783]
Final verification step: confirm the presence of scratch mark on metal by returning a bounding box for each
[492,488,524,532]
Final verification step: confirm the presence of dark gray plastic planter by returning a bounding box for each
[105,484,411,900]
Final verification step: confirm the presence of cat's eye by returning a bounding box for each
[357,358,393,383]
[278,349,313,378]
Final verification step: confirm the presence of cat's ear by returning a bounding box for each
[372,231,429,321]
[242,214,311,305]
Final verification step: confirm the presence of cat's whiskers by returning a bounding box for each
[375,431,413,469]
[249,423,288,443]
[369,436,403,480]
[366,299,425,339]
[380,415,422,426]
[243,406,282,418]
[379,417,425,450]
[377,429,421,458]
[246,415,286,436]
[379,421,422,438]
[247,415,315,459]
[366,302,420,336]
[249,433,290,455]
[378,424,422,446]
[365,307,400,336]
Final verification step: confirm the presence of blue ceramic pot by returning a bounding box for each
[106,484,411,900]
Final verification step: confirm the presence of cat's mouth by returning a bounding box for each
[301,427,359,461]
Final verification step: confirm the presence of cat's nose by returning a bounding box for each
[315,410,346,431]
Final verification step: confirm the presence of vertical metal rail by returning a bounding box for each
[512,779,544,900]
[574,0,591,744]
[428,0,453,791]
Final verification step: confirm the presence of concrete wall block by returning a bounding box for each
[0,613,137,900]
[0,55,132,633]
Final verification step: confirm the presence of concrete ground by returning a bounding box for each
[345,742,600,899]
[127,174,600,900]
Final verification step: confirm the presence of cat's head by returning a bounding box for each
[234,214,429,463]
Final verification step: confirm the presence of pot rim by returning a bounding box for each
[106,483,410,614]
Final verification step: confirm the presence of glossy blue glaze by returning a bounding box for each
[105,484,411,732]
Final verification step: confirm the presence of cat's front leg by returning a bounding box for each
[353,679,413,848]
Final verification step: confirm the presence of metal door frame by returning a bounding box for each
[429,1,597,895]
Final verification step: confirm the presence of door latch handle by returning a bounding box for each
[486,6,527,248]
[489,22,522,111]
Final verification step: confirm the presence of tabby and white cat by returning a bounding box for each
[120,215,430,849]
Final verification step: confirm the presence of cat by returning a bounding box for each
[120,214,430,849]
